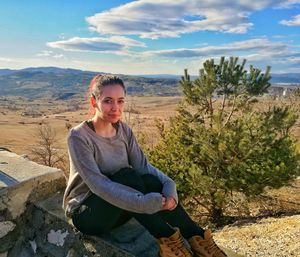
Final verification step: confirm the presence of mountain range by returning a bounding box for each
[0,67,299,99]
[0,67,180,99]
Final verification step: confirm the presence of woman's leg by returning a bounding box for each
[73,168,194,256]
[109,168,176,238]
[73,168,202,239]
[72,193,131,236]
[72,168,175,238]
[123,169,227,257]
[142,173,227,257]
[141,173,205,239]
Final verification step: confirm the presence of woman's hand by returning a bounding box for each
[162,196,177,211]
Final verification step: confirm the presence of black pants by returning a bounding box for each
[72,168,204,239]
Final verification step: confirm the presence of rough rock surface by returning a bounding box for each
[0,150,65,219]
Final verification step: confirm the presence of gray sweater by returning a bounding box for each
[63,121,178,217]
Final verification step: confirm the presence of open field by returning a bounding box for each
[1,95,300,155]
[0,96,182,155]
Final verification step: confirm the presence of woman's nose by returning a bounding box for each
[111,102,118,110]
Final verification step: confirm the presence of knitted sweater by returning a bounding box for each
[63,121,178,217]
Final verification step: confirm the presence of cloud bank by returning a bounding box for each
[280,14,300,26]
[139,38,300,70]
[143,38,288,58]
[47,36,146,53]
[86,0,299,39]
[42,0,300,73]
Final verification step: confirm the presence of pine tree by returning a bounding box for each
[148,57,300,224]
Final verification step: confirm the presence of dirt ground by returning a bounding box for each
[214,213,300,256]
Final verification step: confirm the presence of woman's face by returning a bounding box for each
[94,84,125,123]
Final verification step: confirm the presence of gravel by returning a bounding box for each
[213,215,300,257]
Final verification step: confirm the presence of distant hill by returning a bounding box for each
[22,67,92,74]
[0,69,15,76]
[270,73,300,84]
[137,74,181,79]
[138,73,300,85]
[0,67,299,99]
[0,67,180,99]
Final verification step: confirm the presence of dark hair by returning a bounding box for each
[88,74,126,116]
[89,74,126,99]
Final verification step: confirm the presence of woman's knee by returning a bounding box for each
[110,168,163,193]
[141,174,163,193]
[110,168,147,192]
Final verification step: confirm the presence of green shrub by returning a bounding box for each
[147,57,300,223]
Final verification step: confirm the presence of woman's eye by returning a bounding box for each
[102,99,124,104]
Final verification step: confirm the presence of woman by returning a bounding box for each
[63,75,227,257]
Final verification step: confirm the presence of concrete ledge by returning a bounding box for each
[0,150,62,188]
[0,150,65,219]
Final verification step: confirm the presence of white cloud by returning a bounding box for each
[275,0,300,8]
[47,36,146,53]
[37,50,53,57]
[280,14,300,26]
[85,0,298,39]
[37,50,65,59]
[53,54,64,59]
[0,57,15,62]
[143,38,288,58]
[274,57,300,64]
[108,36,147,47]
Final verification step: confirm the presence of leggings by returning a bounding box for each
[72,168,204,239]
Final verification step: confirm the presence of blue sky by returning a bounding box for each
[1,0,300,75]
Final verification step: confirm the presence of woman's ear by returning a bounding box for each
[90,95,97,108]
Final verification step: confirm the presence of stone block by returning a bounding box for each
[0,150,65,219]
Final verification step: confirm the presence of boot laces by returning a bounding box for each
[167,236,189,256]
[204,239,226,256]
[196,237,226,256]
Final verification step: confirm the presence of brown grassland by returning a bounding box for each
[1,95,300,154]
[0,95,299,256]
[0,96,182,155]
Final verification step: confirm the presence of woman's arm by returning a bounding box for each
[67,133,163,214]
[123,123,179,204]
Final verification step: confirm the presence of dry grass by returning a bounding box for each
[214,214,300,256]
[0,96,182,155]
[1,95,299,153]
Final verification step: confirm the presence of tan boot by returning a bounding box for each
[158,228,193,257]
[188,229,227,257]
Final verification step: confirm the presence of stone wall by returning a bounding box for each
[0,150,158,257]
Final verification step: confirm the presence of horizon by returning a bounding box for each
[1,1,300,75]
[1,66,300,78]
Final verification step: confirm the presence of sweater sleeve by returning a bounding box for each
[123,123,179,203]
[67,132,163,214]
